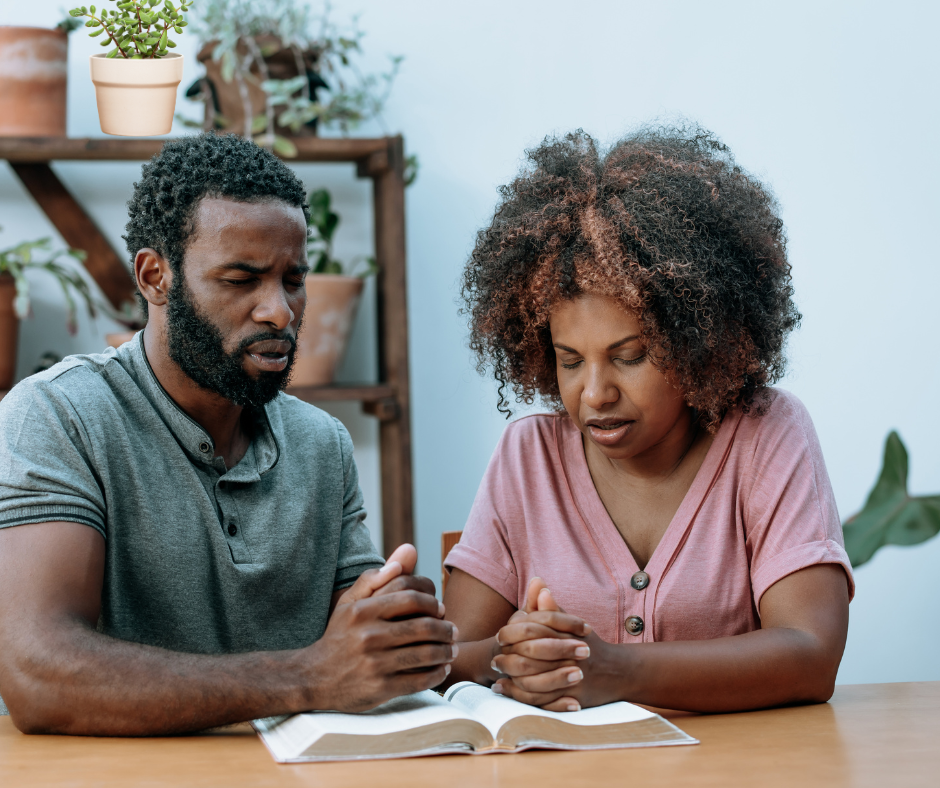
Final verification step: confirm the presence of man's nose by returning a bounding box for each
[253,284,297,331]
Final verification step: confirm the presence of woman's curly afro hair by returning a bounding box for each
[461,123,801,431]
[123,132,309,313]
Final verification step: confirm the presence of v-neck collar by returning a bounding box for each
[555,409,745,580]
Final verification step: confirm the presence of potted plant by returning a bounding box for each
[291,188,377,387]
[182,0,402,156]
[0,231,97,390]
[0,18,78,137]
[68,0,194,136]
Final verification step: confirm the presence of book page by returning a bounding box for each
[254,691,483,761]
[442,682,655,739]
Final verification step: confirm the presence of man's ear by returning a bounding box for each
[135,248,173,307]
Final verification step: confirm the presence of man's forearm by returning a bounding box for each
[4,617,319,736]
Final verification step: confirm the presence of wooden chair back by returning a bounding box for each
[440,530,462,596]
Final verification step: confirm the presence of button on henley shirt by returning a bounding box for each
[0,333,383,714]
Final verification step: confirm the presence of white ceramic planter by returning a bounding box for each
[89,52,183,136]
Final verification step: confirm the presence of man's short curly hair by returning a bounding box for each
[461,124,801,430]
[124,132,310,313]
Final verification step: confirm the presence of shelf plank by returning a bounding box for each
[0,136,393,167]
[286,383,393,403]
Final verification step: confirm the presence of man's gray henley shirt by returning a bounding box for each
[0,333,384,714]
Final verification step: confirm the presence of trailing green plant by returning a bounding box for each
[68,0,193,59]
[842,431,940,567]
[306,189,376,277]
[0,230,97,334]
[185,0,403,155]
[55,13,83,33]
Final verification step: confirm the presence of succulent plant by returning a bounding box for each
[68,0,193,59]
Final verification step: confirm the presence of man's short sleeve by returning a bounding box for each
[331,418,383,590]
[0,376,107,538]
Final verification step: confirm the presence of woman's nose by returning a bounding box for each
[581,364,619,410]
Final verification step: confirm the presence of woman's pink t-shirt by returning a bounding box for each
[445,389,854,645]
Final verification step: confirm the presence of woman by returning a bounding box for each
[443,125,853,713]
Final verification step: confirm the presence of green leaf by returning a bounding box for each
[85,19,97,26]
[166,39,176,48]
[89,27,105,37]
[251,114,268,134]
[100,38,112,46]
[842,431,940,567]
[90,4,95,12]
[106,47,121,58]
[271,135,298,158]
[69,9,84,17]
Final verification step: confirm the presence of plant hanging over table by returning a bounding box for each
[69,0,193,59]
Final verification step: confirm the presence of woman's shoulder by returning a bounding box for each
[728,387,823,470]
[497,412,573,455]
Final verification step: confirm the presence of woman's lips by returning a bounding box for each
[586,420,634,446]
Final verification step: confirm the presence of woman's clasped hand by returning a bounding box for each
[491,578,608,712]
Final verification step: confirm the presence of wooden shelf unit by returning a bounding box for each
[0,136,413,554]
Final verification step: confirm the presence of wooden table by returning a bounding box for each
[1,682,936,787]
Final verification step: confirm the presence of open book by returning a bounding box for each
[253,681,697,762]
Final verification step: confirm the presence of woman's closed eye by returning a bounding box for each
[616,354,646,367]
[559,354,646,370]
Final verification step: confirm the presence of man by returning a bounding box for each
[0,133,455,734]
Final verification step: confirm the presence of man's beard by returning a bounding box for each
[166,275,297,408]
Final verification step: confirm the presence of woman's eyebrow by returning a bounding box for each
[607,335,640,350]
[552,335,640,354]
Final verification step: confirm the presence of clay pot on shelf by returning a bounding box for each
[291,275,364,387]
[191,38,325,136]
[0,27,68,137]
[0,275,19,390]
[89,53,184,136]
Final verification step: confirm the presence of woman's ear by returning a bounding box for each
[135,248,172,307]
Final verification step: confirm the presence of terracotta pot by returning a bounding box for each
[0,27,68,137]
[0,274,19,390]
[105,330,139,349]
[89,53,183,136]
[193,38,324,137]
[291,275,364,387]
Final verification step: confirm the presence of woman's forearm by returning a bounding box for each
[448,637,502,687]
[601,627,841,712]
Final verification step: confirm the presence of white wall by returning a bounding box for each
[2,0,937,685]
